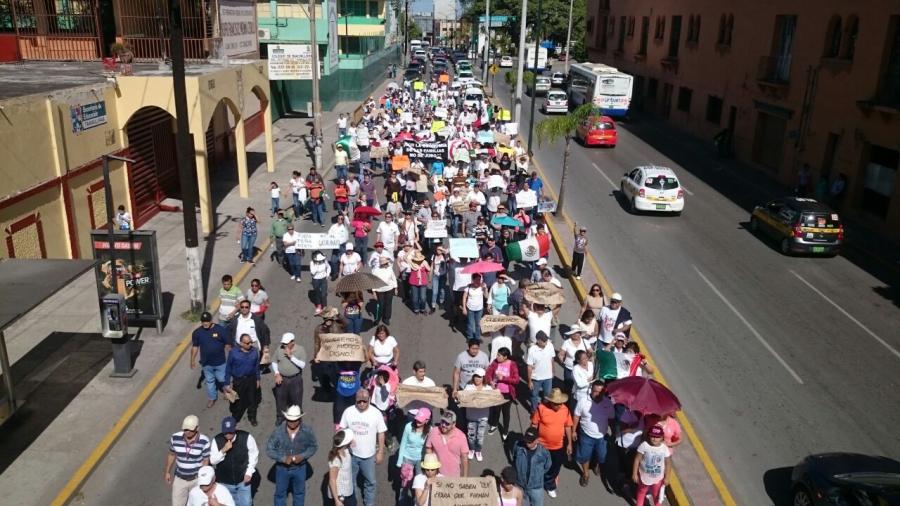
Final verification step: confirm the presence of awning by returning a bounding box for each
[340,25,385,37]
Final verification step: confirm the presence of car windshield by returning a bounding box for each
[801,212,841,228]
[644,175,679,190]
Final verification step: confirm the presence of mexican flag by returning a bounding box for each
[506,235,550,262]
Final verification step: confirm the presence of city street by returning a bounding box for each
[492,62,900,505]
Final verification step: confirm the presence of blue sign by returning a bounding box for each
[71,101,108,134]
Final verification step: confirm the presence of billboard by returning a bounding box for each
[219,0,258,58]
[328,0,339,73]
[90,230,164,325]
[268,44,313,80]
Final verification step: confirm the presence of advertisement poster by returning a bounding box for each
[327,0,339,73]
[70,101,107,134]
[267,44,313,80]
[220,0,258,58]
[90,230,163,324]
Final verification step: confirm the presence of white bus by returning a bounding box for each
[566,62,633,118]
[525,44,548,73]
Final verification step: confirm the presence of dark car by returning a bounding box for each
[403,68,421,81]
[792,453,900,505]
[749,197,843,256]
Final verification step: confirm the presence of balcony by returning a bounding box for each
[857,81,900,116]
[757,55,791,86]
[660,56,678,72]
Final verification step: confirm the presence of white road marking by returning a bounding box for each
[693,265,805,384]
[681,186,695,196]
[789,270,900,359]
[591,162,618,189]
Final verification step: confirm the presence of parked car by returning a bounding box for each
[500,55,514,67]
[576,115,618,147]
[620,165,685,214]
[550,72,566,86]
[542,90,569,114]
[791,453,900,505]
[528,76,552,95]
[749,197,844,256]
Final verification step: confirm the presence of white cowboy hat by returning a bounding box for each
[283,405,304,421]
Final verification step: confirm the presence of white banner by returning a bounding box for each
[267,44,313,80]
[327,0,339,72]
[219,0,258,58]
[424,220,448,238]
[296,233,343,250]
[515,190,538,209]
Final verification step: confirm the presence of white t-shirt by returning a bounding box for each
[489,335,512,362]
[598,306,622,344]
[282,231,301,254]
[463,384,493,421]
[637,442,671,485]
[412,473,444,506]
[464,285,485,311]
[346,179,360,197]
[339,406,387,458]
[340,252,362,275]
[270,187,280,198]
[329,223,350,244]
[574,396,615,439]
[402,376,436,387]
[290,177,304,195]
[328,452,354,499]
[186,484,235,506]
[526,343,555,380]
[572,362,594,403]
[368,335,399,365]
[377,221,400,250]
[560,338,592,370]
[527,311,553,344]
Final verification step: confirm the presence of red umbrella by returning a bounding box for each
[353,206,382,219]
[461,260,504,274]
[604,376,681,416]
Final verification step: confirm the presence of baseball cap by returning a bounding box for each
[221,416,237,433]
[535,331,549,342]
[523,427,539,443]
[182,414,199,431]
[345,242,354,251]
[472,368,486,378]
[374,241,384,248]
[649,425,665,438]
[200,312,213,322]
[536,258,548,266]
[414,407,432,423]
[610,292,623,302]
[280,332,296,345]
[197,466,215,486]
[440,410,457,425]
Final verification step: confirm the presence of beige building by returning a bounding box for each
[585,0,900,238]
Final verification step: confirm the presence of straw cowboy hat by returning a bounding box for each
[409,251,426,267]
[544,387,569,405]
[421,453,442,470]
[319,306,340,319]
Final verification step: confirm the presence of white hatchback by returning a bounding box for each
[500,56,514,67]
[620,165,685,214]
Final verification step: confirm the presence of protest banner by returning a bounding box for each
[396,385,448,409]
[424,219,448,238]
[439,73,450,84]
[403,140,448,160]
[401,112,413,123]
[524,282,566,306]
[370,144,390,159]
[476,130,494,144]
[430,477,498,506]
[480,314,527,333]
[391,155,410,171]
[456,389,507,409]
[434,107,448,118]
[449,238,479,259]
[515,190,538,209]
[450,201,470,214]
[295,233,343,250]
[487,174,505,189]
[537,200,557,213]
[315,333,366,362]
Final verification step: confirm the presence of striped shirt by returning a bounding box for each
[169,431,211,479]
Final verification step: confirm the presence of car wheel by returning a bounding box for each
[749,216,760,233]
[780,238,793,256]
[792,485,813,506]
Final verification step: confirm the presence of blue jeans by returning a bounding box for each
[411,285,427,312]
[575,429,608,465]
[223,482,252,506]
[466,308,483,341]
[351,454,377,506]
[336,164,348,180]
[312,278,328,307]
[311,199,325,225]
[292,193,303,218]
[430,274,445,307]
[274,463,307,506]
[240,232,257,262]
[271,196,280,215]
[354,236,368,256]
[530,378,552,412]
[202,363,226,401]
[345,313,363,334]
[286,252,302,279]
[524,487,544,506]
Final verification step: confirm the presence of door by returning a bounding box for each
[661,83,673,118]
[752,112,787,171]
[727,106,737,133]
[669,16,682,58]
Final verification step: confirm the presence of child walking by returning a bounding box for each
[463,368,492,462]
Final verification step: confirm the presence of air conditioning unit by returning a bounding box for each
[258,28,271,40]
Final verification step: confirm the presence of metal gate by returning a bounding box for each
[1,0,102,60]
[115,0,215,61]
[125,107,179,225]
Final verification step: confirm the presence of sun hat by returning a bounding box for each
[610,292,623,302]
[378,256,392,266]
[181,415,199,431]
[320,306,339,319]
[544,387,569,404]
[313,252,326,262]
[283,405,304,421]
[536,258,548,266]
[197,466,216,486]
[280,332,296,345]
[414,407,433,424]
[565,324,584,335]
[336,429,355,447]
[421,453,442,470]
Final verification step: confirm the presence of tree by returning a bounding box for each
[535,103,594,214]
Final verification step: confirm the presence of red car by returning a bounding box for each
[576,116,618,147]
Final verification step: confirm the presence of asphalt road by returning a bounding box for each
[493,64,900,505]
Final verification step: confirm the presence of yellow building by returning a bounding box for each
[0,61,275,259]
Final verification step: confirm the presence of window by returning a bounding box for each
[639,16,649,54]
[862,145,898,217]
[655,16,665,40]
[668,15,682,58]
[618,16,626,51]
[628,17,635,37]
[726,14,734,45]
[677,86,692,112]
[587,17,595,38]
[706,95,723,124]
[877,16,900,107]
[823,15,842,58]
[647,78,658,101]
[687,16,695,42]
[610,17,616,36]
[717,14,727,44]
[688,15,701,43]
[844,15,858,60]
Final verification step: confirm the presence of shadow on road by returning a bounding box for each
[763,466,794,505]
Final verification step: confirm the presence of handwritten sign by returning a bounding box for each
[537,200,557,213]
[296,233,343,250]
[404,141,448,161]
[430,477,498,506]
[396,385,448,409]
[449,238,479,259]
[392,155,411,171]
[431,120,447,133]
[480,314,527,333]
[413,80,425,91]
[315,333,366,362]
[434,107,448,118]
[424,219,448,238]
[456,389,507,409]
[515,190,538,209]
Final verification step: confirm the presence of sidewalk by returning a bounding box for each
[0,76,391,505]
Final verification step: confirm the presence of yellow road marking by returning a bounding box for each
[51,238,271,506]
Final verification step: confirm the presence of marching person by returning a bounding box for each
[164,414,211,506]
[272,332,307,422]
[187,466,235,506]
[309,251,332,314]
[224,333,261,426]
[573,381,614,487]
[513,427,551,506]
[226,300,271,358]
[424,410,469,478]
[530,388,574,498]
[327,430,357,506]
[266,405,319,506]
[209,416,258,506]
[571,223,589,279]
[190,311,231,408]
[338,389,387,506]
[371,255,398,326]
[283,223,303,281]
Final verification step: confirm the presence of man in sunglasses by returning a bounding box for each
[338,389,387,506]
[424,410,470,478]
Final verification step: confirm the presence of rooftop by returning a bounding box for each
[0,60,261,102]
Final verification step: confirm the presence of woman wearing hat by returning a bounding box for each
[412,453,443,506]
[328,430,356,506]
[557,323,596,394]
[397,407,432,498]
[341,291,365,335]
[371,255,398,325]
[408,250,431,315]
[309,251,331,314]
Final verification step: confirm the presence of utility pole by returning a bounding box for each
[513,0,528,122]
[404,0,409,65]
[527,0,543,151]
[481,0,490,83]
[169,0,204,314]
[564,0,574,74]
[309,0,323,170]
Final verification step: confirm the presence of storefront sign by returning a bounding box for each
[267,44,313,80]
[71,101,107,134]
[220,0,258,58]
[90,230,163,324]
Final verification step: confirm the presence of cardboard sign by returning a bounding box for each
[449,238,479,259]
[536,200,557,213]
[480,314,527,333]
[515,190,538,209]
[450,201,470,215]
[315,333,366,362]
[392,155,411,171]
[396,385,448,409]
[424,219,448,238]
[439,73,450,84]
[295,232,343,250]
[430,477,498,506]
[456,389,507,409]
[524,282,566,306]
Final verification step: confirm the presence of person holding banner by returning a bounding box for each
[462,368,492,462]
[412,454,443,506]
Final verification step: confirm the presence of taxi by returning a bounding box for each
[576,115,618,147]
[749,197,843,256]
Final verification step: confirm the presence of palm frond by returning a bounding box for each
[535,103,595,146]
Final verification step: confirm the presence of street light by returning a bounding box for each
[526,0,543,152]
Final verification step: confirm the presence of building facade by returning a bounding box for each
[586,0,900,238]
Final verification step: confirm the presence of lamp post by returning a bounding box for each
[564,0,574,74]
[481,0,490,83]
[513,0,528,122]
[309,0,323,170]
[527,0,543,152]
